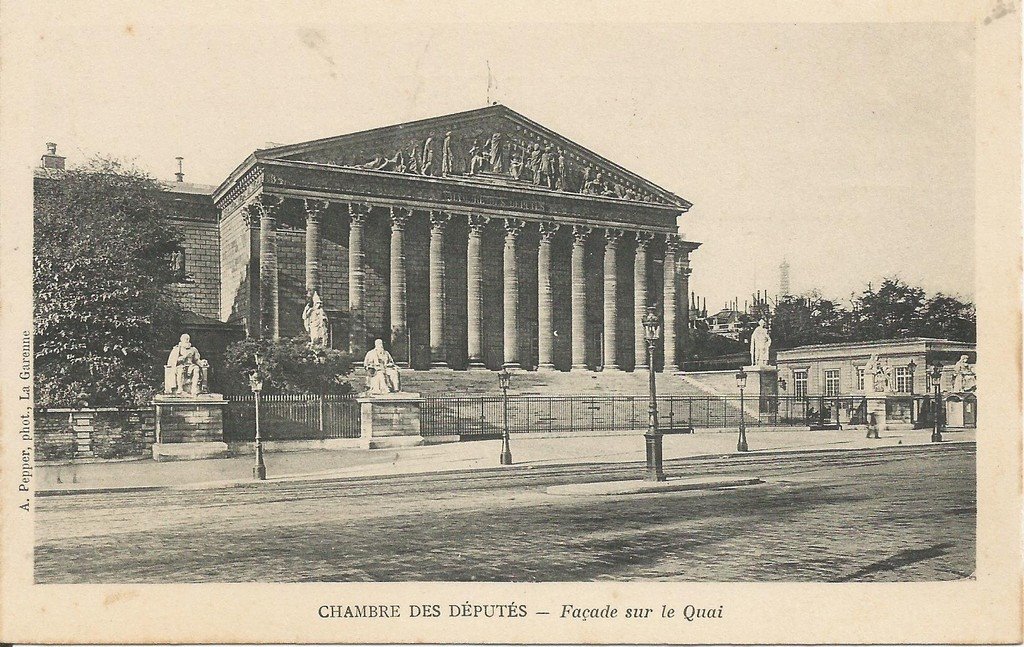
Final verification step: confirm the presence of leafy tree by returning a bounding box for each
[914,293,976,342]
[223,336,356,395]
[34,158,183,407]
[770,292,850,349]
[851,278,926,341]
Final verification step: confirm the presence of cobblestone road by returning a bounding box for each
[34,444,974,583]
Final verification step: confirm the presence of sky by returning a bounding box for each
[25,6,975,311]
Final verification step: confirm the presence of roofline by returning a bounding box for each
[246,104,693,210]
[776,338,976,356]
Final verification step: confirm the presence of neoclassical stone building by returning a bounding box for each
[213,105,700,372]
[41,105,701,374]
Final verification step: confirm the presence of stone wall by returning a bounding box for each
[166,216,221,319]
[35,408,156,462]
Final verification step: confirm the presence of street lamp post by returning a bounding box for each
[907,359,917,425]
[736,369,749,452]
[498,368,513,465]
[930,364,943,443]
[642,307,665,482]
[249,353,267,480]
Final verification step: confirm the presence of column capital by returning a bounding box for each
[429,210,451,232]
[348,203,371,225]
[635,231,654,251]
[303,198,330,218]
[681,266,693,278]
[664,233,682,254]
[571,225,591,245]
[242,203,261,228]
[504,217,525,239]
[389,206,411,232]
[605,228,623,247]
[468,214,490,234]
[539,222,560,242]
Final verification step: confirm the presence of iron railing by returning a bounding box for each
[221,393,939,442]
[223,394,360,442]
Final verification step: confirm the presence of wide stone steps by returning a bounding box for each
[399,368,709,398]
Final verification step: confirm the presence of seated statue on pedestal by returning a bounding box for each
[165,333,208,396]
[363,339,401,396]
[952,355,977,392]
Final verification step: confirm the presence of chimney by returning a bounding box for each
[174,157,185,182]
[41,142,65,170]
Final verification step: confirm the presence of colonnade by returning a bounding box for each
[246,196,695,372]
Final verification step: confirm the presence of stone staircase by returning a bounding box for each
[399,368,709,398]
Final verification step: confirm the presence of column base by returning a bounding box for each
[467,358,487,369]
[634,364,649,371]
[602,365,622,372]
[570,364,589,371]
[502,361,520,370]
[429,362,450,369]
[537,363,557,371]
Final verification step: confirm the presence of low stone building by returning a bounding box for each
[774,338,976,398]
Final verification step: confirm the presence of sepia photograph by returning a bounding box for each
[0,1,1020,645]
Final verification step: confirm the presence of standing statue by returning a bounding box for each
[527,143,542,184]
[540,145,556,188]
[440,131,454,175]
[952,355,977,392]
[302,291,330,349]
[363,339,401,395]
[489,132,505,173]
[863,353,892,393]
[749,319,772,367]
[554,149,568,190]
[421,136,435,176]
[509,149,524,180]
[165,333,206,395]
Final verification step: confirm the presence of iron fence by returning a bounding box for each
[221,393,938,442]
[223,394,360,442]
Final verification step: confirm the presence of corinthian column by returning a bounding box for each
[348,204,369,354]
[466,215,489,368]
[389,207,410,366]
[679,258,693,372]
[429,211,450,368]
[663,234,680,372]
[537,222,559,370]
[571,225,590,370]
[602,229,622,370]
[257,195,283,339]
[634,232,653,369]
[303,198,328,296]
[503,218,525,369]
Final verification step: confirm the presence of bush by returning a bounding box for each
[223,336,356,395]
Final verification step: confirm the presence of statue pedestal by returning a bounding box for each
[152,393,228,461]
[743,365,779,413]
[358,393,424,449]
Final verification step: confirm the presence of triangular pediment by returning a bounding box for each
[256,105,689,208]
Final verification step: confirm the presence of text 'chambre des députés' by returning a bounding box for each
[317,603,723,621]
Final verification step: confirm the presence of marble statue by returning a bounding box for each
[555,149,567,190]
[440,131,453,175]
[509,150,524,180]
[165,333,207,395]
[863,353,892,393]
[363,339,401,395]
[406,141,421,174]
[952,355,977,392]
[540,145,556,188]
[302,291,330,348]
[528,143,542,184]
[749,319,772,367]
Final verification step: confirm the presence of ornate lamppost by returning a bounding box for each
[498,368,513,465]
[736,369,749,452]
[930,363,943,443]
[249,353,267,480]
[907,359,918,426]
[642,307,665,482]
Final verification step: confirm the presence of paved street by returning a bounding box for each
[35,443,974,583]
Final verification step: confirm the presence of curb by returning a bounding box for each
[34,438,975,497]
[546,476,764,496]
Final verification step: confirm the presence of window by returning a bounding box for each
[794,370,808,398]
[894,366,912,393]
[856,367,865,391]
[824,369,840,397]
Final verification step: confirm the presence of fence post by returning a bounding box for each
[318,394,325,438]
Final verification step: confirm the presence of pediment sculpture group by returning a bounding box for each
[350,128,661,203]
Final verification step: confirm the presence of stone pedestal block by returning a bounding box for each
[743,365,779,414]
[153,393,228,461]
[359,393,425,449]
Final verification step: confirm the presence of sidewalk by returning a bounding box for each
[36,427,976,495]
